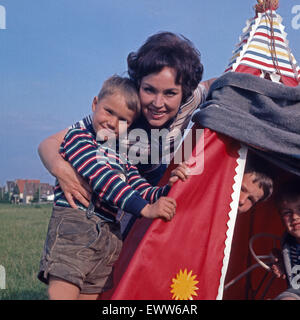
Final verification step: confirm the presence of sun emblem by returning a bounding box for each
[170,269,199,300]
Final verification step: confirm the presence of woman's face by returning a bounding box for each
[139,67,183,128]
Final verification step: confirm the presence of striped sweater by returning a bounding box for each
[54,127,170,216]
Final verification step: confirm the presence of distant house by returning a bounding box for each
[40,183,54,201]
[24,181,40,204]
[16,179,40,204]
[2,179,55,204]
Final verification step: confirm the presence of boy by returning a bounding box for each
[38,76,181,300]
[168,153,274,214]
[271,180,300,300]
[238,154,274,214]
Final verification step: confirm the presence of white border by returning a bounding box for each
[216,145,248,300]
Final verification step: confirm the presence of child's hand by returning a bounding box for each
[168,162,190,187]
[140,197,176,221]
[270,248,286,279]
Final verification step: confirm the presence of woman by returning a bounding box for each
[39,32,215,228]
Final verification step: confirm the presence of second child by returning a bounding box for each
[271,180,300,300]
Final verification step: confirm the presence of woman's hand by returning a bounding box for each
[55,160,92,208]
[168,162,190,187]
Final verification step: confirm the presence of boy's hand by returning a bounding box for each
[270,248,286,279]
[140,197,176,221]
[168,162,190,187]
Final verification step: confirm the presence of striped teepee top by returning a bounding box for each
[225,9,300,85]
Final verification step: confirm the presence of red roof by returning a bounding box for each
[16,179,40,193]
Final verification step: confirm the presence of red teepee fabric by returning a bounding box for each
[102,128,242,300]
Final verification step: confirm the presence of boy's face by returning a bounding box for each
[92,93,136,141]
[279,198,300,243]
[238,173,264,214]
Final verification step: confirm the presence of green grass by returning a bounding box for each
[0,203,52,300]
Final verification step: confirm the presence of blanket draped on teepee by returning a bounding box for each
[193,72,300,176]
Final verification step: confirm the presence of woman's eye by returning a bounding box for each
[143,87,154,93]
[165,91,176,97]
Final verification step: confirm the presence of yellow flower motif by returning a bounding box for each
[170,269,199,300]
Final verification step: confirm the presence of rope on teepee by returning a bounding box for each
[266,7,282,77]
[255,0,282,79]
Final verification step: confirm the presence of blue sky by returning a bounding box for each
[0,0,299,185]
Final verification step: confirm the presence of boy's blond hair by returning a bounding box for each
[98,75,141,120]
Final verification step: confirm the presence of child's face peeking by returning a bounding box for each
[238,173,264,214]
[92,93,136,141]
[279,198,300,243]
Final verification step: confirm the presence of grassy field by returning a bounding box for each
[0,203,52,300]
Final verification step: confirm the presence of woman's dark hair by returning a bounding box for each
[127,31,204,103]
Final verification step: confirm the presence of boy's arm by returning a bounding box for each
[61,128,155,217]
[38,128,91,208]
[125,162,190,202]
[126,164,171,203]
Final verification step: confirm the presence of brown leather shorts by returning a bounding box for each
[38,206,122,294]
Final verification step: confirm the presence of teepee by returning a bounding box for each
[225,0,300,86]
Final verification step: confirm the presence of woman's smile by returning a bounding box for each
[147,106,167,119]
